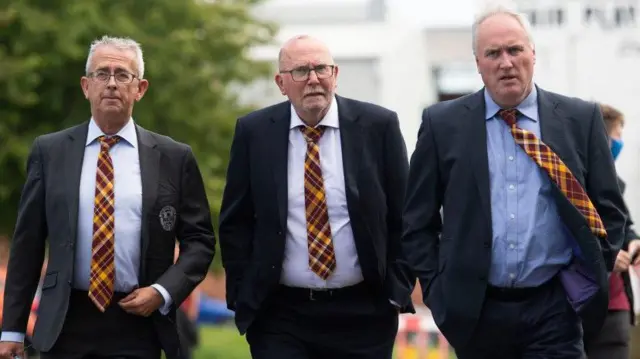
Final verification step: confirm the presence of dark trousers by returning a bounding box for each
[40,290,162,359]
[585,310,630,359]
[455,278,584,359]
[245,282,399,359]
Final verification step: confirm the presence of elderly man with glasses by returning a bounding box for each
[0,35,216,359]
[218,34,415,359]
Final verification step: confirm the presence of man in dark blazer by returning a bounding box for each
[219,34,415,359]
[0,36,216,359]
[402,7,627,359]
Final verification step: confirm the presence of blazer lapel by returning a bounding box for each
[66,122,89,246]
[137,126,160,276]
[464,90,493,229]
[336,96,362,207]
[537,87,568,159]
[271,103,291,231]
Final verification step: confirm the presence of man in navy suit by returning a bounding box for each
[402,6,627,359]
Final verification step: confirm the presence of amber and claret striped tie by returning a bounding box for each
[89,135,120,312]
[498,109,607,239]
[299,125,336,280]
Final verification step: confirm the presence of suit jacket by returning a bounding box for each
[617,176,637,325]
[218,95,416,334]
[2,122,216,358]
[402,87,627,348]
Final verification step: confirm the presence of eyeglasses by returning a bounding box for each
[87,70,138,84]
[280,64,335,82]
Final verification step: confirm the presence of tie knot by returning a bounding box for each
[299,125,326,144]
[498,109,519,127]
[98,135,120,150]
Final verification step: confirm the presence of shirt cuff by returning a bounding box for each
[0,332,24,343]
[151,283,173,315]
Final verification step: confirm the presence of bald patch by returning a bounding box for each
[278,35,334,70]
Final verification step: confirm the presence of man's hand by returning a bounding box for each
[0,342,24,359]
[614,250,631,273]
[629,239,640,266]
[118,286,164,317]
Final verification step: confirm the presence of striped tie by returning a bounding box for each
[498,109,607,239]
[300,125,336,280]
[88,135,120,311]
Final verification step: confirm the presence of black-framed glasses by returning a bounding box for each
[88,70,138,84]
[280,64,335,82]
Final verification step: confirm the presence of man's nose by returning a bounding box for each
[498,54,514,69]
[106,75,118,89]
[307,70,320,84]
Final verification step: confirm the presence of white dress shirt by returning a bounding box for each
[279,97,364,289]
[0,119,172,344]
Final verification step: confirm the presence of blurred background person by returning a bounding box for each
[584,103,640,359]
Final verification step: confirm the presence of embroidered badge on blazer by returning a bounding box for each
[159,205,177,231]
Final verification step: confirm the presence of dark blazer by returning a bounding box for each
[617,177,637,325]
[218,95,416,335]
[2,122,216,359]
[401,86,627,349]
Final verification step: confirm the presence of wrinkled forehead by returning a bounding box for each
[89,45,138,73]
[280,41,334,69]
[477,15,531,51]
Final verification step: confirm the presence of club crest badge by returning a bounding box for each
[159,205,177,231]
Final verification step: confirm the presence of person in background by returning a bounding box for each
[584,103,640,359]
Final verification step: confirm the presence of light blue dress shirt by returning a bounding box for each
[1,119,172,343]
[484,87,573,288]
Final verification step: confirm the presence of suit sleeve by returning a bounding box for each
[382,112,416,313]
[401,108,443,302]
[2,138,48,335]
[155,146,216,306]
[218,119,254,311]
[587,103,628,271]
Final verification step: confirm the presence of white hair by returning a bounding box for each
[85,35,145,78]
[471,4,535,56]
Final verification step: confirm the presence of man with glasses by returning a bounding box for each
[219,34,415,359]
[0,35,216,359]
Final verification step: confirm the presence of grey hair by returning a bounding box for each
[85,35,145,78]
[471,5,535,56]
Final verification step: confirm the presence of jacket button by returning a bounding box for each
[478,275,486,281]
[277,231,282,235]
[484,241,490,248]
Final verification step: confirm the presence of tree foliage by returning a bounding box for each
[0,0,277,270]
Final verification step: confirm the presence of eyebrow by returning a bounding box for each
[484,44,525,55]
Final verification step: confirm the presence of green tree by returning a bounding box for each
[0,0,277,271]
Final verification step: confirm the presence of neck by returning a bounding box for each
[296,107,329,127]
[93,114,129,135]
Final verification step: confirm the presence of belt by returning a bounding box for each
[70,289,131,302]
[278,282,370,301]
[486,279,555,302]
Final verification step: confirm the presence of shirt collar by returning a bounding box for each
[86,117,137,147]
[484,84,538,122]
[290,96,339,129]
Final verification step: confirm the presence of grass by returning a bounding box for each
[190,324,457,359]
[192,324,251,359]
